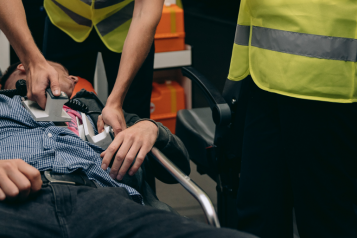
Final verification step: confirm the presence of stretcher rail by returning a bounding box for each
[150,147,220,228]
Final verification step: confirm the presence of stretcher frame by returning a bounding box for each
[71,88,221,228]
[150,147,220,227]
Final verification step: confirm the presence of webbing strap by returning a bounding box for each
[52,0,92,27]
[96,1,134,36]
[234,24,357,62]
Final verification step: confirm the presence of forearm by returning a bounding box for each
[0,0,45,66]
[106,0,164,108]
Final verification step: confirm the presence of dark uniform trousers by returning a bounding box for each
[237,78,357,238]
[43,17,154,118]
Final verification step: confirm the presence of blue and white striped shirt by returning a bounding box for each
[0,95,142,204]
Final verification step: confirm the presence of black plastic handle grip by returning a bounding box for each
[181,67,231,127]
[182,66,226,109]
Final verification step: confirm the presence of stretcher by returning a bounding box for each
[1,78,220,228]
[176,67,243,228]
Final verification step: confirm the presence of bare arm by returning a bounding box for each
[100,0,164,135]
[0,0,60,108]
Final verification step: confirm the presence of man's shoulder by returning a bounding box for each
[0,95,24,115]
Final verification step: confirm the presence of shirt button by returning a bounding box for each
[48,133,53,138]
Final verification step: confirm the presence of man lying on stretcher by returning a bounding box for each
[0,61,253,238]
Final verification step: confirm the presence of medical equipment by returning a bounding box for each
[22,88,72,122]
[0,79,99,114]
[22,89,113,148]
[0,79,27,97]
[80,112,114,149]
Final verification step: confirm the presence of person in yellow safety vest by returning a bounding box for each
[42,0,165,181]
[229,1,357,238]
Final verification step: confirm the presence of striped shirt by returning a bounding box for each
[0,95,142,204]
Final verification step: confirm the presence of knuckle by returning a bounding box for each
[2,161,14,170]
[136,156,145,163]
[115,153,124,161]
[131,167,139,174]
[15,159,24,164]
[110,163,119,171]
[29,170,41,181]
[27,92,33,99]
[18,181,31,191]
[126,156,134,163]
[107,147,116,154]
[32,88,41,95]
[7,188,19,198]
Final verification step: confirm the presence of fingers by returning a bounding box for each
[49,71,61,97]
[7,169,32,200]
[26,61,60,109]
[128,143,151,176]
[101,107,127,136]
[17,161,42,193]
[0,188,5,201]
[117,142,142,180]
[97,115,105,133]
[112,120,124,136]
[26,74,32,101]
[0,160,42,201]
[31,88,47,109]
[102,135,124,171]
[0,174,18,201]
[110,139,134,180]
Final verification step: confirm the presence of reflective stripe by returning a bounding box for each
[80,0,92,5]
[52,0,92,27]
[251,26,357,62]
[96,1,134,36]
[234,25,250,46]
[94,0,126,9]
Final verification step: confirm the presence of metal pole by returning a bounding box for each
[150,147,221,228]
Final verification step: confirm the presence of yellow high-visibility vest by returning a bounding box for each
[44,0,134,53]
[228,0,357,103]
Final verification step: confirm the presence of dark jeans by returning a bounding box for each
[0,184,253,238]
[236,78,357,238]
[43,17,154,118]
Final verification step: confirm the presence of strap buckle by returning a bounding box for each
[44,171,76,185]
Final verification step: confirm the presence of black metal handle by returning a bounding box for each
[181,67,231,127]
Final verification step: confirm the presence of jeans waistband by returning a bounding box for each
[41,170,98,188]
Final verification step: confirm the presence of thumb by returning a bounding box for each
[49,72,61,96]
[113,113,127,136]
[112,120,123,136]
[97,115,105,133]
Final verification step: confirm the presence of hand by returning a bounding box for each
[98,106,127,136]
[101,121,158,180]
[25,60,61,109]
[0,159,42,201]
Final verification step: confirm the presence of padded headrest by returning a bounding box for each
[71,77,96,98]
